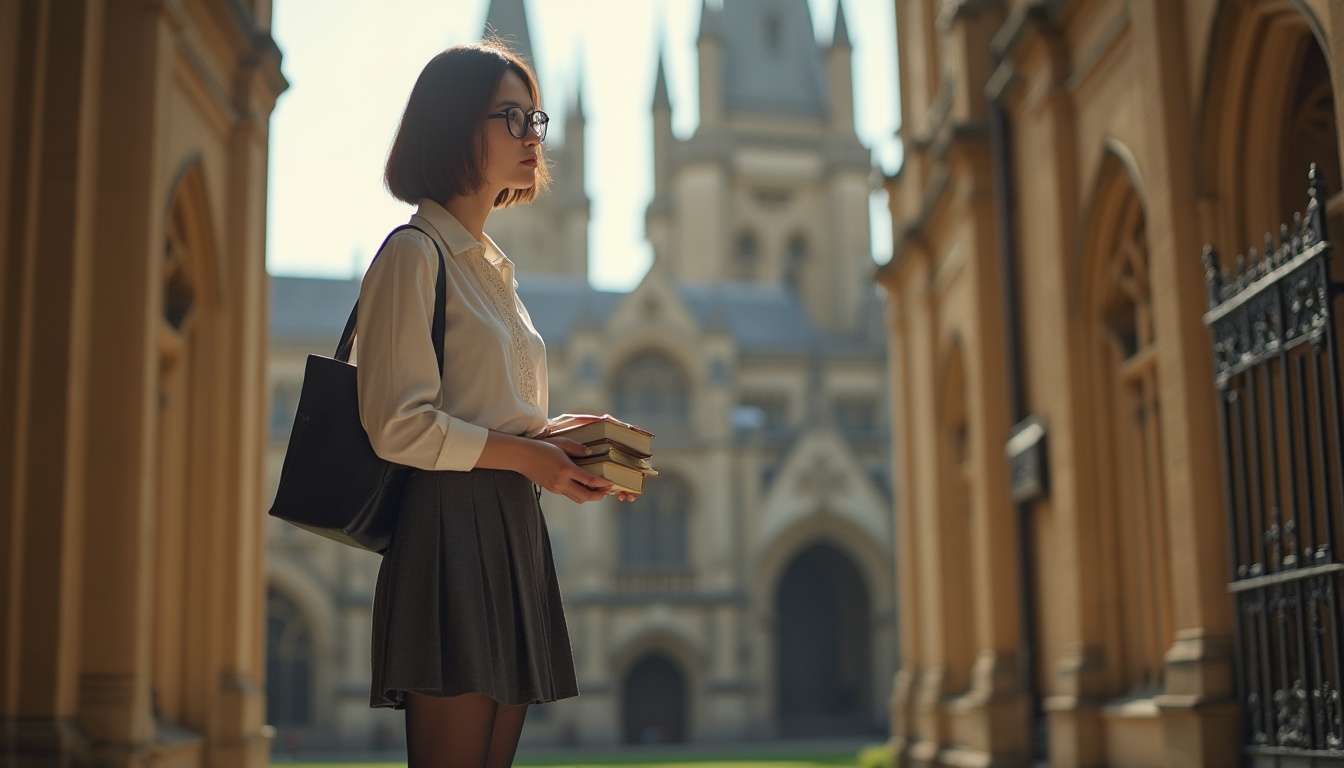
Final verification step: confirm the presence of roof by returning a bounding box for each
[269,275,360,343]
[269,273,882,357]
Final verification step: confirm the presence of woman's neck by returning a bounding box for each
[442,189,498,242]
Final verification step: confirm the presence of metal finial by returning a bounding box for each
[1307,163,1329,242]
[1202,244,1222,308]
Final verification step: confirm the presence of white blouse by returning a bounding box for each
[353,200,549,472]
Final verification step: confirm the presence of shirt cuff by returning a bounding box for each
[434,416,489,471]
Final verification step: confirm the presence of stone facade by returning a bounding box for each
[880,0,1344,766]
[0,1,286,765]
[262,0,896,749]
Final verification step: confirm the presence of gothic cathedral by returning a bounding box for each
[264,0,894,747]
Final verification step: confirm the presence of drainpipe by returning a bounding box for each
[987,47,1047,761]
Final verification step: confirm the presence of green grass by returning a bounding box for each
[285,750,874,768]
[291,763,848,768]
[275,742,897,768]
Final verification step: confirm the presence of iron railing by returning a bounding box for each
[1205,165,1344,762]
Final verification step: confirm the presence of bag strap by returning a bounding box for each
[334,224,447,374]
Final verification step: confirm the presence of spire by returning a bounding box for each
[719,0,827,117]
[482,0,535,71]
[569,73,586,122]
[652,52,671,110]
[697,0,722,40]
[832,0,851,49]
[567,41,586,122]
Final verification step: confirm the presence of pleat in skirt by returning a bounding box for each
[370,468,579,709]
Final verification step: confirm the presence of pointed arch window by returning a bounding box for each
[1092,188,1172,696]
[936,345,976,693]
[619,473,691,570]
[1278,39,1340,235]
[614,350,690,430]
[763,13,783,53]
[735,232,760,280]
[151,181,206,724]
[784,235,807,292]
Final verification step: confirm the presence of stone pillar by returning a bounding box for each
[77,2,169,759]
[1129,2,1238,765]
[1,0,102,761]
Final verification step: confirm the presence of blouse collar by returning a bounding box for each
[413,199,486,260]
[413,199,515,275]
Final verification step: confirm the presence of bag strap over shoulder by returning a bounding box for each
[334,224,448,374]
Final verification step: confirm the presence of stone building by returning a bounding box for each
[1,1,286,766]
[880,0,1344,766]
[263,0,896,748]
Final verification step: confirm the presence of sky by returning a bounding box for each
[266,0,901,291]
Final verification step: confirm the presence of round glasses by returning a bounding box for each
[486,106,549,142]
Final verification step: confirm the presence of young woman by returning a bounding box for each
[355,41,628,767]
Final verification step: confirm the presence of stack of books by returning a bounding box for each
[546,414,657,495]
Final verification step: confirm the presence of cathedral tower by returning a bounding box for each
[647,0,871,333]
[481,0,591,277]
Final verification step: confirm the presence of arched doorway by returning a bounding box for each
[775,541,871,736]
[621,653,687,744]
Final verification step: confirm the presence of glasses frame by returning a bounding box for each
[486,106,549,142]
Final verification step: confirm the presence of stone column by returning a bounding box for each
[1130,2,1238,765]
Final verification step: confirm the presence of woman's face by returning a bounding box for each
[482,69,541,194]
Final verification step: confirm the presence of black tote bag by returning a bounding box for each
[267,225,446,553]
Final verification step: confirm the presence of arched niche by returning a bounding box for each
[150,158,222,727]
[1078,155,1173,698]
[1197,0,1342,249]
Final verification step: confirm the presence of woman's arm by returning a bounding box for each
[357,232,490,471]
[476,431,615,503]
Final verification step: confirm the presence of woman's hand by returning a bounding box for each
[538,437,637,502]
[516,438,612,503]
[476,431,637,503]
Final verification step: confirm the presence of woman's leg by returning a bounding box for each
[404,692,497,768]
[485,703,529,768]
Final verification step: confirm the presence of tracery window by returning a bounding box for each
[152,189,201,724]
[619,473,691,570]
[740,392,790,440]
[614,351,689,429]
[937,346,975,692]
[735,233,759,280]
[834,394,880,441]
[1096,192,1172,695]
[763,13,782,53]
[784,235,807,292]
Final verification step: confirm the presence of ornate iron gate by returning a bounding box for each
[1204,166,1344,764]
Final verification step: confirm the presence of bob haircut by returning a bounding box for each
[384,40,549,208]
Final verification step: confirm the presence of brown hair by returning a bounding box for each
[384,40,549,208]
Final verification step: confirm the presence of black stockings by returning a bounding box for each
[404,692,529,768]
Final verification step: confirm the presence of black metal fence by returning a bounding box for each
[1204,165,1344,763]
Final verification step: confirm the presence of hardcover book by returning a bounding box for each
[545,414,654,456]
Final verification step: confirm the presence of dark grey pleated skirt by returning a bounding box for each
[370,468,578,709]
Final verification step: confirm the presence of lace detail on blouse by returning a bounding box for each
[465,252,538,405]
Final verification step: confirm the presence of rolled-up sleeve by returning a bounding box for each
[355,232,488,471]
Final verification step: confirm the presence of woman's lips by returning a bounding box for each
[522,157,538,167]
